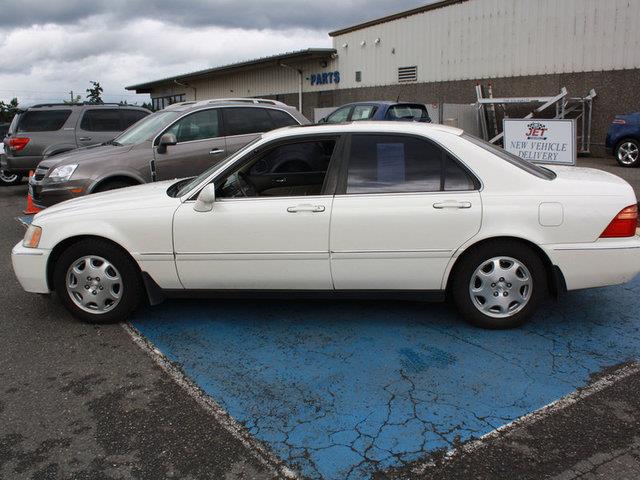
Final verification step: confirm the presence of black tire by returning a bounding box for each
[0,170,22,186]
[450,240,548,329]
[614,139,640,168]
[53,239,142,324]
[93,179,136,193]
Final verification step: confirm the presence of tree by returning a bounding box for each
[86,81,104,104]
[141,101,154,112]
[0,98,19,123]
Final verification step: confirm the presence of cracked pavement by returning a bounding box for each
[2,155,640,480]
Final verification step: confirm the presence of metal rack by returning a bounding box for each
[475,85,596,154]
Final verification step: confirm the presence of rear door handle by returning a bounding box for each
[209,148,225,155]
[287,204,325,213]
[433,201,472,209]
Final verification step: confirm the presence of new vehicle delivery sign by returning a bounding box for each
[503,119,576,166]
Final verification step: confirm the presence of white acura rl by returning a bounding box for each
[12,122,640,328]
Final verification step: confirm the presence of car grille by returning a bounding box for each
[34,166,49,181]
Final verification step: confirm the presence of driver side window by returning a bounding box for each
[217,139,337,199]
[165,109,220,143]
[325,107,351,124]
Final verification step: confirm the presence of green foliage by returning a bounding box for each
[0,98,19,123]
[86,81,104,104]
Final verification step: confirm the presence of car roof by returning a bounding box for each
[263,121,463,139]
[164,98,294,113]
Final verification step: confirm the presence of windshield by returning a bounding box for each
[463,134,556,180]
[172,136,263,198]
[113,111,181,145]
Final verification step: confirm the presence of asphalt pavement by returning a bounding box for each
[2,156,640,480]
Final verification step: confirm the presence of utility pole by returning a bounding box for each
[69,91,74,103]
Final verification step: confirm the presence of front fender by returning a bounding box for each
[87,170,148,193]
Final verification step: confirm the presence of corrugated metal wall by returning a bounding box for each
[332,0,640,89]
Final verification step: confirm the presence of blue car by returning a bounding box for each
[319,101,431,124]
[605,112,640,167]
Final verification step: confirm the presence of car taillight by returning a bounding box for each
[612,118,626,125]
[600,204,638,238]
[8,137,30,151]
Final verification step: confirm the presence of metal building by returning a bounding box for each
[126,0,640,154]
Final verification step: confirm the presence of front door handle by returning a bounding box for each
[433,201,472,209]
[209,148,225,155]
[78,137,92,141]
[287,204,325,213]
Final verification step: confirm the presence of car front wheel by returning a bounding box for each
[53,239,142,323]
[615,139,640,167]
[451,241,548,329]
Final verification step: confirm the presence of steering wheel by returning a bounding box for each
[237,171,257,197]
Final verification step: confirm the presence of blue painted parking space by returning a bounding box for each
[132,275,640,480]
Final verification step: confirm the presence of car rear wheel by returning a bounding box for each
[53,239,142,323]
[615,139,640,167]
[0,170,22,186]
[451,240,548,329]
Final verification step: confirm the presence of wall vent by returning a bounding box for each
[398,65,418,83]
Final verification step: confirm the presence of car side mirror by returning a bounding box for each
[317,117,327,124]
[193,183,216,212]
[157,133,177,154]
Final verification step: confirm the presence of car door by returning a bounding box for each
[153,108,226,180]
[172,136,341,290]
[329,133,482,290]
[76,108,123,146]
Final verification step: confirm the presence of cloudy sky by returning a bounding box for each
[0,0,428,106]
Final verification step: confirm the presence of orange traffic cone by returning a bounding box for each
[23,171,41,215]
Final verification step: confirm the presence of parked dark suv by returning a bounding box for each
[1,103,150,176]
[30,98,309,208]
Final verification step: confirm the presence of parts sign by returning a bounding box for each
[503,119,576,166]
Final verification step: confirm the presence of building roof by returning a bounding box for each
[125,48,336,93]
[328,0,467,37]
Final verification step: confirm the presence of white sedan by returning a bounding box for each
[11,122,640,328]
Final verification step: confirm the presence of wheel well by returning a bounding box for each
[615,137,640,151]
[46,235,141,291]
[446,236,565,297]
[91,176,140,192]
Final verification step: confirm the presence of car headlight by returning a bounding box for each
[48,164,78,182]
[23,225,42,248]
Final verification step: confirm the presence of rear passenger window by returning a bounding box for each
[351,105,376,121]
[223,108,274,136]
[267,109,298,128]
[80,109,121,132]
[122,110,149,129]
[17,110,71,132]
[345,134,476,194]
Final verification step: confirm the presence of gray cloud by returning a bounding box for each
[0,0,428,30]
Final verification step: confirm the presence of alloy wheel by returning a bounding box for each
[66,255,123,314]
[469,256,533,318]
[617,141,639,166]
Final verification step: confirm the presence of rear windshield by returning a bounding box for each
[17,110,72,132]
[386,104,430,122]
[463,134,556,180]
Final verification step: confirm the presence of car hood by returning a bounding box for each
[547,165,636,198]
[38,143,136,169]
[33,180,179,222]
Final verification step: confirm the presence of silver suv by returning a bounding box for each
[29,98,309,208]
[1,103,150,178]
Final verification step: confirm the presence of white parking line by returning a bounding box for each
[411,361,640,475]
[122,323,299,480]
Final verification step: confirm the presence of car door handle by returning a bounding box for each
[209,148,225,155]
[433,201,472,209]
[78,137,92,141]
[287,204,325,213]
